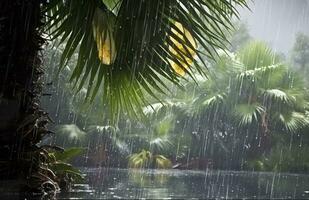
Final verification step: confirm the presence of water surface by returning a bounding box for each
[57,168,309,199]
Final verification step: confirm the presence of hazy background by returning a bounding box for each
[239,0,309,54]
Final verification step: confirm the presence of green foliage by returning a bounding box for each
[154,155,172,169]
[128,150,172,169]
[233,103,265,127]
[292,33,309,70]
[45,0,248,121]
[53,147,85,163]
[170,41,309,167]
[150,137,173,154]
[49,162,84,182]
[278,112,309,133]
[55,124,86,144]
[205,42,309,134]
[48,148,85,183]
[122,41,309,170]
[128,150,152,168]
[247,145,309,172]
[54,123,131,160]
[238,41,279,69]
[263,89,294,106]
[155,115,175,137]
[87,125,130,156]
[42,5,309,172]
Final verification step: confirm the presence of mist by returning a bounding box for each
[240,0,309,54]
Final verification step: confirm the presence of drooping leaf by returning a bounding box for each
[53,147,85,162]
[45,0,248,121]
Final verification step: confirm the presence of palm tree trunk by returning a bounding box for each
[260,112,271,154]
[0,0,57,195]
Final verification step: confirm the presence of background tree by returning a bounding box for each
[228,21,252,52]
[292,33,309,72]
[153,42,309,170]
[0,0,248,195]
[44,39,309,173]
[46,0,248,120]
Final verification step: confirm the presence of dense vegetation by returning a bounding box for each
[2,0,309,198]
[1,0,249,197]
[43,28,309,174]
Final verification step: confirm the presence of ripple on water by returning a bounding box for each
[57,168,309,199]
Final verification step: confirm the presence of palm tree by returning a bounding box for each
[128,149,172,169]
[0,0,60,196]
[123,106,175,169]
[46,0,248,120]
[190,42,309,164]
[0,0,248,195]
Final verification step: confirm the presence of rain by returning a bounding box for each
[1,0,309,199]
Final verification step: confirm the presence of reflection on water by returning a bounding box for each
[58,168,309,199]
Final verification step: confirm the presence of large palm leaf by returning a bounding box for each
[45,0,248,120]
[232,103,265,127]
[278,112,309,133]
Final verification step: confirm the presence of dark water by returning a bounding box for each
[57,168,309,199]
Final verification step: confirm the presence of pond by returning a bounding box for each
[57,168,309,199]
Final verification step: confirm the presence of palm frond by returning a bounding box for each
[128,150,172,169]
[234,42,287,92]
[190,92,227,116]
[86,125,130,155]
[128,149,151,168]
[233,103,265,127]
[202,93,227,108]
[86,125,117,134]
[263,89,295,106]
[45,0,248,121]
[143,102,171,116]
[56,124,86,141]
[53,147,85,162]
[153,155,172,169]
[238,41,280,69]
[279,112,309,133]
[235,63,287,93]
[150,137,173,153]
[49,162,85,182]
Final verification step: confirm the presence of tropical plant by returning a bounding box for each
[0,0,59,196]
[292,33,309,71]
[291,32,309,86]
[247,145,309,173]
[48,148,85,190]
[51,124,130,167]
[45,0,248,120]
[1,0,248,195]
[128,149,172,169]
[54,124,87,146]
[86,125,130,166]
[124,41,309,170]
[165,41,309,169]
